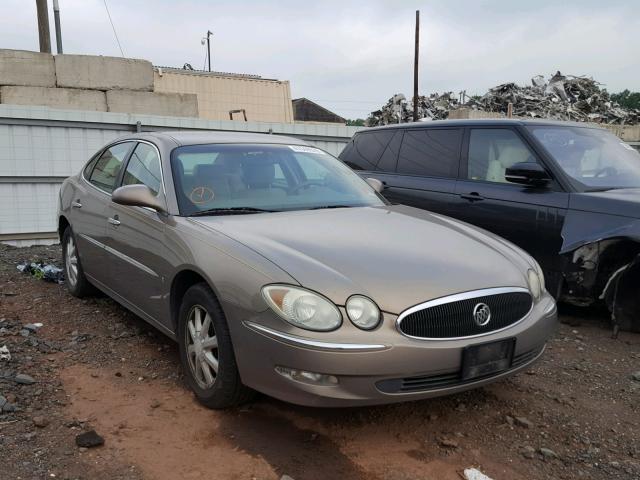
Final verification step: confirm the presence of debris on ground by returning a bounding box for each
[367,71,640,126]
[0,345,10,361]
[75,430,105,448]
[14,373,36,385]
[464,468,494,480]
[17,262,65,284]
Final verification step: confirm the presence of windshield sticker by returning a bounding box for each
[288,145,326,155]
[620,142,635,151]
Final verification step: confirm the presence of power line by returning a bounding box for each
[103,0,125,57]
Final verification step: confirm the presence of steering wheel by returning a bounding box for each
[594,167,617,178]
[288,180,322,194]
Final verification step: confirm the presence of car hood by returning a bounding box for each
[570,188,640,218]
[191,205,532,314]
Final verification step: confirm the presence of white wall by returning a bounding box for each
[0,105,360,245]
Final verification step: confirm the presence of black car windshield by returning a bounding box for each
[170,143,385,215]
[528,125,640,190]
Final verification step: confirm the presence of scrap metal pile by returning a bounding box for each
[367,72,640,126]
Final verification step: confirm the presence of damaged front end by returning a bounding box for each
[559,211,640,333]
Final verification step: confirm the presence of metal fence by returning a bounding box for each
[0,105,361,246]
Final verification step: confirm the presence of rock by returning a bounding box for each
[521,445,536,459]
[33,416,49,428]
[281,476,295,480]
[439,438,459,449]
[75,430,105,448]
[539,447,558,460]
[150,399,161,409]
[0,395,6,409]
[630,371,640,382]
[3,403,17,413]
[514,417,534,428]
[15,373,36,385]
[505,415,514,426]
[23,323,43,332]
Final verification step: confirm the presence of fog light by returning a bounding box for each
[275,366,339,386]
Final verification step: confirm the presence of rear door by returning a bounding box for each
[72,142,134,285]
[380,127,462,218]
[103,141,171,324]
[454,127,569,291]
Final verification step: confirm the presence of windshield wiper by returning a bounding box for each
[189,207,277,217]
[309,205,354,210]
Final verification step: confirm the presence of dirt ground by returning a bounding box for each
[1,244,639,480]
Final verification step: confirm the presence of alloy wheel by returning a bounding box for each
[186,305,219,389]
[65,236,78,287]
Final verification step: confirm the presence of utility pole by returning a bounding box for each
[53,0,63,53]
[35,0,51,53]
[412,10,420,122]
[206,30,213,71]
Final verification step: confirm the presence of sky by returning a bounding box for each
[3,0,639,119]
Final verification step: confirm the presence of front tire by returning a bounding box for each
[62,226,96,298]
[177,283,254,409]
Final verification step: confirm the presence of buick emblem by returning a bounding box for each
[473,303,491,326]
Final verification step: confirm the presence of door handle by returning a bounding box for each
[107,216,121,226]
[71,200,82,208]
[460,193,485,202]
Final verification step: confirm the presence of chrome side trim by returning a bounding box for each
[243,321,390,352]
[78,234,158,278]
[396,287,533,341]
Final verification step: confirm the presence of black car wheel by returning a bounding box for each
[62,226,96,298]
[177,283,254,409]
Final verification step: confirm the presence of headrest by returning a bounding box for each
[242,158,275,188]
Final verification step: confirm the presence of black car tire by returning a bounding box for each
[62,226,97,298]
[178,283,254,409]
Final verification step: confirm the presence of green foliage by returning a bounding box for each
[346,118,366,126]
[611,90,640,110]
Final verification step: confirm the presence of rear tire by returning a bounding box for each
[177,283,254,409]
[62,226,96,298]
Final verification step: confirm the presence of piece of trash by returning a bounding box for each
[75,430,105,448]
[0,345,11,361]
[23,323,43,332]
[17,262,65,284]
[464,468,494,480]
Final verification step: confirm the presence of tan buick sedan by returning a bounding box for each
[57,131,557,408]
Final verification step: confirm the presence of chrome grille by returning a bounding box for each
[397,288,533,339]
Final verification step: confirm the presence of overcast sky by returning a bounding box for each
[3,0,639,118]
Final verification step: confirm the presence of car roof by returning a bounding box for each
[116,130,310,147]
[360,118,606,132]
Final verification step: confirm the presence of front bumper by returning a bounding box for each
[227,292,557,407]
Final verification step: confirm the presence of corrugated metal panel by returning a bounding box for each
[0,105,360,245]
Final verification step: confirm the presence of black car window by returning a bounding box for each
[88,142,133,193]
[82,154,99,178]
[467,129,538,184]
[122,143,162,195]
[397,128,462,177]
[340,131,394,170]
[377,130,402,172]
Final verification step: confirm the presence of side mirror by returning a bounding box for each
[365,177,384,193]
[505,162,551,186]
[112,185,166,213]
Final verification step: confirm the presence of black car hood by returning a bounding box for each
[570,188,640,219]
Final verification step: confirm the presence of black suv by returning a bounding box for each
[339,119,640,331]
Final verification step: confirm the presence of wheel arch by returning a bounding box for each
[58,215,70,242]
[169,268,222,333]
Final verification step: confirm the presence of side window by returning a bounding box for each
[467,129,537,184]
[377,131,402,172]
[122,143,162,195]
[89,142,133,193]
[339,131,394,170]
[397,128,462,177]
[83,155,99,178]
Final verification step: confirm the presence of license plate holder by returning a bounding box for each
[461,338,515,381]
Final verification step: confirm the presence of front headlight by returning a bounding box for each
[262,285,342,331]
[346,295,381,330]
[533,259,546,293]
[527,269,541,300]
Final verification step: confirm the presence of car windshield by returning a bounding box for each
[170,143,385,215]
[528,125,640,190]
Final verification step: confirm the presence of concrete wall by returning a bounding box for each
[106,90,198,117]
[54,54,154,91]
[154,69,294,123]
[0,86,107,111]
[0,49,56,87]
